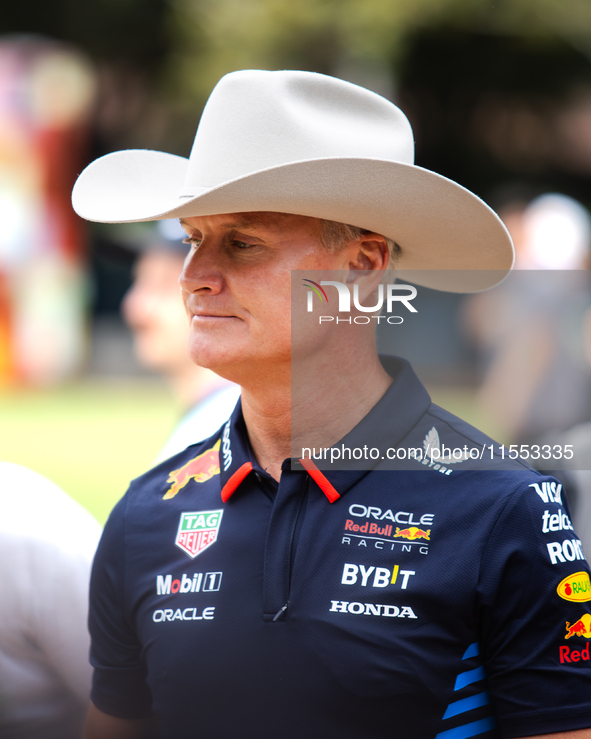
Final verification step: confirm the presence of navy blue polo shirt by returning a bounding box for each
[89,358,591,738]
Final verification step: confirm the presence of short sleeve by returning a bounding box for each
[478,476,591,736]
[88,494,153,719]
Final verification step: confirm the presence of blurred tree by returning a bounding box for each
[165,0,591,103]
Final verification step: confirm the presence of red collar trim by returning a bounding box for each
[298,458,341,503]
[221,462,253,502]
[220,458,341,504]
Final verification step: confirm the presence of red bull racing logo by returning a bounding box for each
[394,527,431,541]
[163,440,220,500]
[175,509,223,559]
[342,506,434,553]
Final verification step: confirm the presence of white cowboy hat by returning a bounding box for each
[72,69,513,292]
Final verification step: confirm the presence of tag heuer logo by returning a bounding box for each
[175,510,223,559]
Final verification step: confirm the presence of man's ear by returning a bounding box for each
[348,232,390,274]
[344,234,390,304]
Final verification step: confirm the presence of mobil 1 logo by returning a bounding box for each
[156,571,223,595]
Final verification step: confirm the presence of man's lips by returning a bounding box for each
[185,299,241,322]
[190,312,238,321]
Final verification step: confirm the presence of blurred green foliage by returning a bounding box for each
[165,0,591,103]
[0,380,178,523]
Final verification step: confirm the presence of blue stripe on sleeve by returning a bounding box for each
[435,716,496,739]
[443,691,490,719]
[454,665,486,691]
[462,642,480,660]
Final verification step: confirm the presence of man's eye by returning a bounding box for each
[232,240,254,249]
[182,237,201,248]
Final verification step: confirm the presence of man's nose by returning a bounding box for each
[179,243,224,295]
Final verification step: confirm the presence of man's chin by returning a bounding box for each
[187,344,240,377]
[188,343,289,387]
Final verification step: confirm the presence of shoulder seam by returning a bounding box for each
[426,405,533,471]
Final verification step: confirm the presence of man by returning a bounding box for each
[72,70,591,737]
[121,220,239,462]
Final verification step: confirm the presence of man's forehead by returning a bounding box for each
[179,211,319,231]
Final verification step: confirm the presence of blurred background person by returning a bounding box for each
[543,304,591,559]
[121,219,240,462]
[0,37,95,386]
[0,461,101,739]
[464,192,591,445]
[519,193,591,270]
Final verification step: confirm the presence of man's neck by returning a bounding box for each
[241,341,392,481]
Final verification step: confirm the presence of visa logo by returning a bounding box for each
[530,481,562,504]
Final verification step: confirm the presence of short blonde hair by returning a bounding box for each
[319,219,401,264]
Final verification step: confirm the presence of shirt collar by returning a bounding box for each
[219,356,431,504]
[218,401,254,502]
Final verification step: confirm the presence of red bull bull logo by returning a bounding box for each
[175,509,223,558]
[163,440,221,500]
[394,527,431,541]
[564,613,591,639]
[556,571,591,603]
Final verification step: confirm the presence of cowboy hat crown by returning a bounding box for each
[180,69,414,195]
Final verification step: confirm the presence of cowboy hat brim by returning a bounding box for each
[72,149,513,292]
